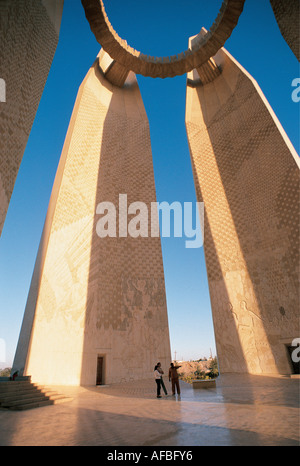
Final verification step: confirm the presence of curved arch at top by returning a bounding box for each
[81,0,246,79]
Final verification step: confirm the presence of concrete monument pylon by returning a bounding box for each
[13,51,171,385]
[0,0,64,237]
[185,34,300,375]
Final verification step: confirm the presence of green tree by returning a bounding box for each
[194,367,206,379]
[0,367,11,377]
[207,357,219,379]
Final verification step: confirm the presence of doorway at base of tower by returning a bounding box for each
[96,355,105,385]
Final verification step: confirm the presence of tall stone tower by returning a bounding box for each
[0,0,64,236]
[13,52,171,386]
[186,35,300,375]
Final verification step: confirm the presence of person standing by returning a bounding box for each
[168,362,181,395]
[154,365,162,398]
[156,362,168,395]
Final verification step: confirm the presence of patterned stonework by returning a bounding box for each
[270,0,299,60]
[0,0,64,236]
[13,53,171,386]
[186,41,300,375]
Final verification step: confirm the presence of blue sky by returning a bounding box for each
[0,0,299,367]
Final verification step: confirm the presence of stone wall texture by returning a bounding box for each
[186,43,300,375]
[270,0,299,60]
[0,0,64,236]
[13,54,171,386]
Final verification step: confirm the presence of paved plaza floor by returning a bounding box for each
[0,373,299,446]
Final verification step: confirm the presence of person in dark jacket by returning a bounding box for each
[168,362,181,395]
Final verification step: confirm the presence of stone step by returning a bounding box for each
[1,394,50,408]
[0,379,73,410]
[7,399,55,411]
[0,389,59,403]
[13,395,73,411]
[1,393,68,409]
[0,382,40,394]
[0,380,33,387]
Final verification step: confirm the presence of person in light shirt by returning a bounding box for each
[156,362,168,396]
